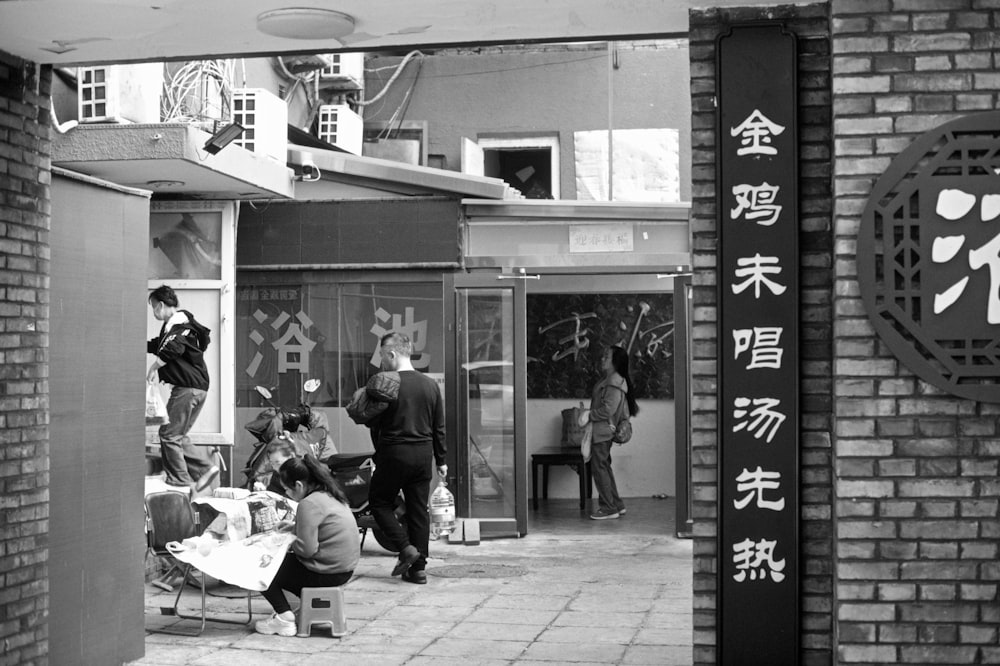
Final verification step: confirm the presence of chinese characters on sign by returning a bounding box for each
[568,224,634,253]
[717,25,799,665]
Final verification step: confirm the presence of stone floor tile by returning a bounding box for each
[519,640,626,663]
[446,621,544,642]
[419,637,530,660]
[535,624,638,645]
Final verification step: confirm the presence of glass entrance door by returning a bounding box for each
[444,273,527,536]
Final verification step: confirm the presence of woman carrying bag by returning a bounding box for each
[584,345,639,521]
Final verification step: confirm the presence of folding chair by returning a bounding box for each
[144,490,254,635]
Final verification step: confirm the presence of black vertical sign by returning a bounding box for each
[717,24,799,666]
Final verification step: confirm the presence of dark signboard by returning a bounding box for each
[717,24,799,665]
[858,111,1000,402]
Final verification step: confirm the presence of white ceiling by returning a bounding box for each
[0,0,777,67]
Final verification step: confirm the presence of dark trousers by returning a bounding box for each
[262,553,352,614]
[159,386,213,486]
[589,440,625,513]
[369,443,432,571]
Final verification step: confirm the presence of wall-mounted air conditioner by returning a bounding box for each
[318,53,364,90]
[231,88,288,162]
[317,104,363,155]
[77,63,163,123]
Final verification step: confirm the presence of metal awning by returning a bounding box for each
[52,123,295,200]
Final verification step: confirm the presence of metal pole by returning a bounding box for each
[607,41,614,201]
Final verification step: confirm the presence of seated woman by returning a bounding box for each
[255,454,360,637]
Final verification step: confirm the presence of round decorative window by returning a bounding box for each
[858,111,1000,402]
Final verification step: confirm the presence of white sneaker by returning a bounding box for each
[255,613,297,637]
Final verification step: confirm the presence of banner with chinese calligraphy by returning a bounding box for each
[717,24,799,665]
[526,293,673,400]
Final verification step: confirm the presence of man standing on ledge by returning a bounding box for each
[147,284,219,493]
[369,331,447,584]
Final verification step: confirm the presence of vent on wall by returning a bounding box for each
[231,88,288,162]
[317,104,363,155]
[78,63,163,123]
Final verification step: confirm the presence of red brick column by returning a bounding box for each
[831,2,1000,664]
[689,6,834,665]
[0,51,50,664]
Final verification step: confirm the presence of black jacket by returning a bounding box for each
[147,310,210,390]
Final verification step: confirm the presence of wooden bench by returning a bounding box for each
[531,446,592,510]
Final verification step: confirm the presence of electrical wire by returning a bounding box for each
[355,50,424,107]
[161,60,235,124]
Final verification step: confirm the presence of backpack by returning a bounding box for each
[182,310,211,351]
[608,384,633,444]
[611,416,633,444]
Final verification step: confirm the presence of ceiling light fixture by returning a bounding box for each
[256,8,356,41]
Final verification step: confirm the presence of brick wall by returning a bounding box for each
[0,51,50,664]
[689,4,834,665]
[831,1,1000,664]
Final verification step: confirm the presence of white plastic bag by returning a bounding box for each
[145,382,169,425]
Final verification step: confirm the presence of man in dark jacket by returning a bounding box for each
[147,284,218,490]
[369,332,447,584]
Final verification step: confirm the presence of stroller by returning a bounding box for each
[326,453,407,552]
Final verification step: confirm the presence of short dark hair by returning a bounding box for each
[380,331,412,357]
[149,284,178,307]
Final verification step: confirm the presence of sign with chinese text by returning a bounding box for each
[568,224,634,253]
[858,111,1000,402]
[717,24,799,665]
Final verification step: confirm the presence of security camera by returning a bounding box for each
[288,149,322,182]
[300,156,321,182]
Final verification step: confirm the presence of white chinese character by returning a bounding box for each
[733,466,785,511]
[271,311,316,374]
[732,254,787,298]
[732,396,786,443]
[732,538,786,582]
[733,327,783,369]
[730,109,785,156]
[731,182,782,226]
[370,306,430,369]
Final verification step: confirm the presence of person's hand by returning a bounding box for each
[146,366,159,384]
[276,520,295,533]
[252,481,266,491]
[437,464,448,480]
[279,430,292,440]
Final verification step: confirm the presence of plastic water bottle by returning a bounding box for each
[430,481,456,539]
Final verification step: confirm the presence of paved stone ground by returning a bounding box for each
[134,504,692,665]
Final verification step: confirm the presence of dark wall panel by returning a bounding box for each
[49,175,148,665]
[238,198,460,266]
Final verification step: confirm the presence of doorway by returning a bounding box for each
[446,270,682,536]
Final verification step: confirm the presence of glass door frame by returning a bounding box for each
[443,272,528,536]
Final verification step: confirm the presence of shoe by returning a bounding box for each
[589,509,620,520]
[391,544,420,576]
[254,613,297,637]
[193,465,220,494]
[618,507,627,516]
[401,569,427,585]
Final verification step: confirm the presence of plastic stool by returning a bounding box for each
[297,587,347,637]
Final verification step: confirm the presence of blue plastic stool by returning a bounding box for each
[297,586,347,637]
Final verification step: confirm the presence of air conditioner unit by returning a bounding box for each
[317,104,363,155]
[318,53,364,90]
[77,63,163,123]
[231,88,288,162]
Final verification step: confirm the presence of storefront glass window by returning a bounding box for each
[236,281,443,409]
